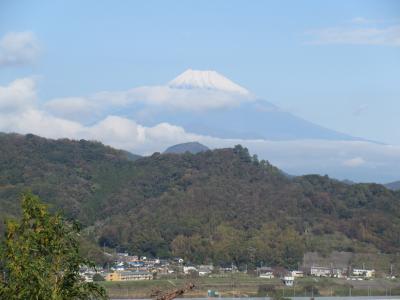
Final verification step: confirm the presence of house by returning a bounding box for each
[257,267,274,279]
[198,265,214,276]
[128,261,144,268]
[105,270,153,281]
[282,276,294,286]
[291,270,304,278]
[352,268,375,278]
[332,268,346,278]
[183,266,198,274]
[310,266,331,277]
[219,264,238,273]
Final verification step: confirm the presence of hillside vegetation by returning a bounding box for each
[0,133,399,268]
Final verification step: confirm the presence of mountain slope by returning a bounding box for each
[159,100,357,140]
[0,133,399,267]
[138,69,360,141]
[164,142,209,154]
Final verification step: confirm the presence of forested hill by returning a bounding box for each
[0,133,399,268]
[0,133,139,225]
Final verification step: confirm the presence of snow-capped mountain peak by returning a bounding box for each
[168,69,249,94]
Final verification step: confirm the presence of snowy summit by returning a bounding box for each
[168,69,249,95]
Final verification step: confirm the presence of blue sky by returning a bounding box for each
[0,1,399,182]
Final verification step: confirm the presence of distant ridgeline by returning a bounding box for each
[164,142,209,154]
[385,181,400,191]
[0,132,399,269]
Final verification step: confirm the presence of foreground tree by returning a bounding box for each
[0,193,107,299]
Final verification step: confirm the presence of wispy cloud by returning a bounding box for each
[342,157,366,167]
[44,97,101,123]
[0,31,40,67]
[307,18,400,46]
[44,84,255,124]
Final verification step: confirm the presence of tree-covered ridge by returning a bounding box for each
[95,146,400,267]
[0,133,139,224]
[0,133,399,268]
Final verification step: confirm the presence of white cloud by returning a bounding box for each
[0,31,40,67]
[81,116,203,154]
[44,97,100,122]
[0,77,37,112]
[0,108,83,139]
[307,19,400,46]
[99,85,252,110]
[342,157,366,167]
[44,85,254,123]
[126,85,253,111]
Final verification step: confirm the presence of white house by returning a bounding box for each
[353,268,375,278]
[198,265,213,276]
[283,276,294,286]
[183,266,198,274]
[257,267,274,279]
[310,266,331,277]
[291,270,304,278]
[332,268,346,278]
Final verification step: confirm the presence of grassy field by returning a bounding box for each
[99,274,400,299]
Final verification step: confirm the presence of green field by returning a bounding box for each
[99,274,400,299]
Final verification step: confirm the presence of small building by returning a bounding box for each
[283,276,294,286]
[352,268,375,278]
[198,265,214,277]
[128,261,144,268]
[105,270,153,281]
[291,270,304,278]
[310,266,331,277]
[332,268,346,278]
[183,266,198,274]
[257,267,274,279]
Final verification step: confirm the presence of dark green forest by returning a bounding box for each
[1,133,399,269]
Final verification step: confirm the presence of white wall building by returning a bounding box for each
[283,276,294,286]
[353,268,375,278]
[310,266,331,277]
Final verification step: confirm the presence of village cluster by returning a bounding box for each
[79,252,386,286]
